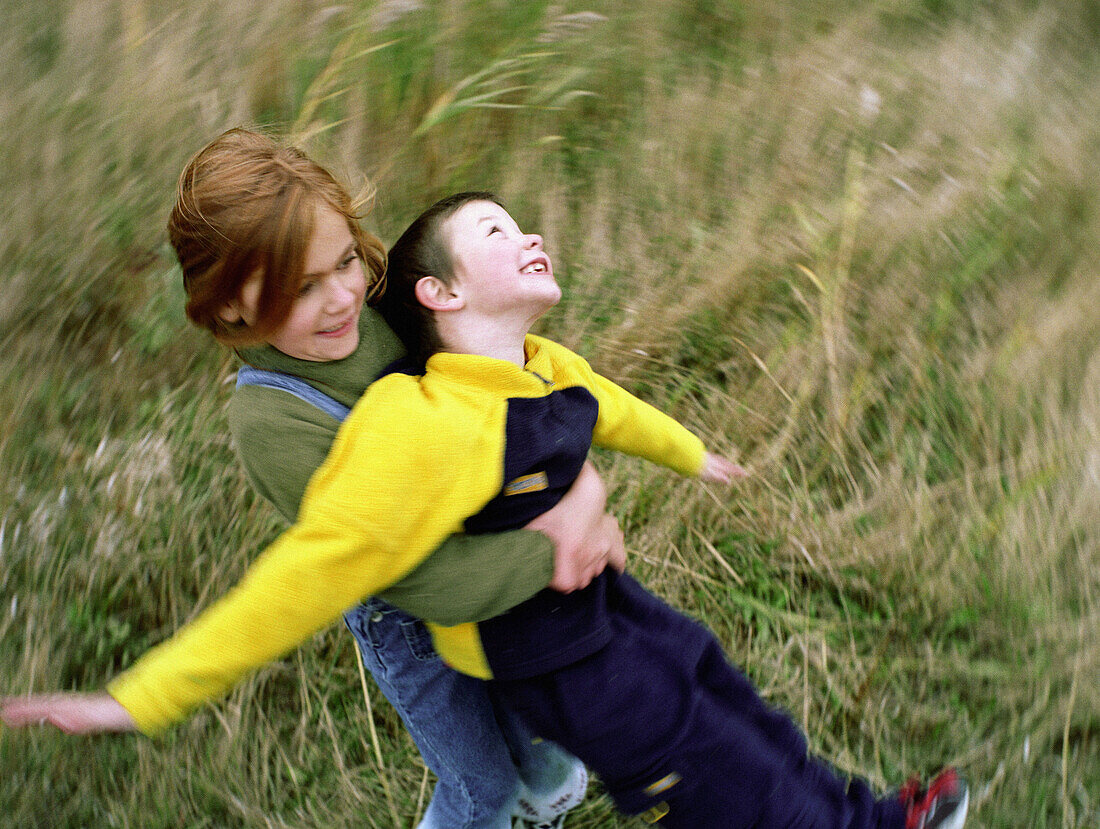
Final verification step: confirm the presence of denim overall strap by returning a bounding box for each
[235,365,351,422]
[234,362,585,826]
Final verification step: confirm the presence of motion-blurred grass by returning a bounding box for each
[1,1,1096,826]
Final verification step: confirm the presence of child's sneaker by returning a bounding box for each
[514,816,566,829]
[900,768,969,829]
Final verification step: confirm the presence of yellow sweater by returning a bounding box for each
[108,335,704,733]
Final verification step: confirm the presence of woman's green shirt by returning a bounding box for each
[227,306,554,626]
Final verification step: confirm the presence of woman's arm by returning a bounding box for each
[385,460,625,625]
[231,386,622,624]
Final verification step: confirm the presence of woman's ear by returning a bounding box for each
[217,301,244,325]
[415,276,464,312]
[220,273,262,327]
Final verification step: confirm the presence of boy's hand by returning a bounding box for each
[700,453,749,484]
[526,460,626,593]
[1,692,137,735]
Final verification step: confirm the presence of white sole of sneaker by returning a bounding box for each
[941,787,970,829]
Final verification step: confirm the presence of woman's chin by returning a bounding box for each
[323,331,359,361]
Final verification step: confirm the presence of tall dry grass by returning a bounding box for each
[1,1,1096,826]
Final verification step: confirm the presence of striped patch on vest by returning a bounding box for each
[504,471,549,496]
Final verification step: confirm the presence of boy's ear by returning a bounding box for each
[415,276,465,312]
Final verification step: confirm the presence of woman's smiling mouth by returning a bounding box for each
[318,316,355,336]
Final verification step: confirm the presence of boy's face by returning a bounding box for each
[443,200,561,322]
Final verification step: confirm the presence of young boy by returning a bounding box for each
[365,192,969,828]
[5,193,968,829]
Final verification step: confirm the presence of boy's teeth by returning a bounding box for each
[522,263,546,274]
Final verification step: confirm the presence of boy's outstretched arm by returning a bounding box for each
[1,693,137,734]
[531,338,749,484]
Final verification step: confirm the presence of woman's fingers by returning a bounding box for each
[603,514,626,573]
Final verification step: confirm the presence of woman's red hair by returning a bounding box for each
[168,128,385,345]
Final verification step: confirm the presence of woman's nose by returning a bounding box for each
[325,273,358,308]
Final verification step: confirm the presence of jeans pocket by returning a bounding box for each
[343,603,377,649]
[400,618,440,661]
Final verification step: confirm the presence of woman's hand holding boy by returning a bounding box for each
[526,460,626,593]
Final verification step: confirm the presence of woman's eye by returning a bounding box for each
[336,254,357,270]
[298,280,318,297]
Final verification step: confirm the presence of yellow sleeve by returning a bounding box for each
[108,375,505,734]
[531,337,706,477]
[587,371,706,476]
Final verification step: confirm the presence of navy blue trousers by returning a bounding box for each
[490,573,907,827]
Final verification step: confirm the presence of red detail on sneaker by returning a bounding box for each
[902,768,967,829]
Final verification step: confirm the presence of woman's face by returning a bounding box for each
[238,203,367,362]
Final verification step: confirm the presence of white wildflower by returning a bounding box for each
[858,84,881,120]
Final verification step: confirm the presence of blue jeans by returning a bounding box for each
[344,598,586,828]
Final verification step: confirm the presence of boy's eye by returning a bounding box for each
[488,225,502,235]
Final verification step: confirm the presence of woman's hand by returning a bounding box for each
[1,692,137,735]
[525,460,626,593]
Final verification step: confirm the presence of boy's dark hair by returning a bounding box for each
[379,191,502,367]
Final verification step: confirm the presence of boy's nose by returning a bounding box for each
[524,233,543,249]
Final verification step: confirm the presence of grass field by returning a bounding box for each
[1,1,1097,826]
